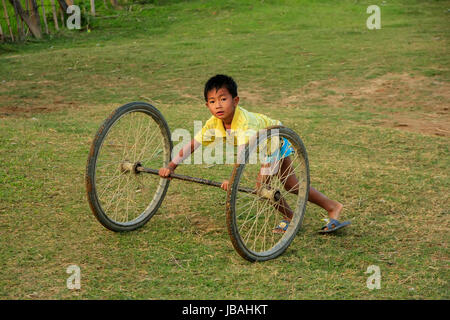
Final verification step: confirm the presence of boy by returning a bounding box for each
[159,74,350,233]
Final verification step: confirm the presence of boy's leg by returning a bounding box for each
[257,156,344,231]
[278,156,344,229]
[256,163,293,221]
[307,187,343,221]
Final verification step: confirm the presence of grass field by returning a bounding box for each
[0,0,449,299]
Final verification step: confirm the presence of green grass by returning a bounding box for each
[0,0,449,299]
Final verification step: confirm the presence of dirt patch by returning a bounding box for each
[0,99,78,118]
[282,73,450,137]
[282,79,339,107]
[239,89,267,106]
[2,73,449,136]
[0,79,78,117]
[385,113,450,137]
[348,73,449,114]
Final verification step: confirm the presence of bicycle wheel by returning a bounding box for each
[226,126,310,262]
[86,102,172,231]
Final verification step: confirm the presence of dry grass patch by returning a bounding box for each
[281,73,450,137]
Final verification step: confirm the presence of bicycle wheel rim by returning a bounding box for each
[86,102,172,231]
[227,127,310,261]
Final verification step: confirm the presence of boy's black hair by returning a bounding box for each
[204,74,238,101]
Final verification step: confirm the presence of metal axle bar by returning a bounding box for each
[136,165,255,194]
[119,161,280,201]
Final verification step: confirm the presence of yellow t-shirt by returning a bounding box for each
[194,106,281,147]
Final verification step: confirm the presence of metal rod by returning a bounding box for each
[137,166,255,194]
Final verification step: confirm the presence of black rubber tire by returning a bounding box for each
[86,102,172,232]
[226,126,310,262]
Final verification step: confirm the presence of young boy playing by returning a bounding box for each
[159,74,350,233]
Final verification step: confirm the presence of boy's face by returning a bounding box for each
[205,87,239,123]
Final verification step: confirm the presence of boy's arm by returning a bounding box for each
[169,138,201,169]
[159,139,201,177]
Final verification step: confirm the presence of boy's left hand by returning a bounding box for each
[220,180,230,191]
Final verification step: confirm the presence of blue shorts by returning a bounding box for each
[264,137,294,163]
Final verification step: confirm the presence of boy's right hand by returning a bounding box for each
[158,166,174,179]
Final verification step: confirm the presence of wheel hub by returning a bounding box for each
[119,161,142,174]
[257,187,281,203]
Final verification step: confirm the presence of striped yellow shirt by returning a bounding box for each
[194,106,281,146]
